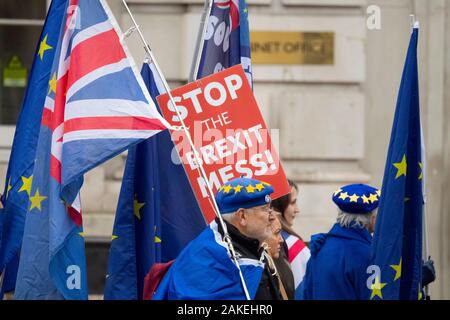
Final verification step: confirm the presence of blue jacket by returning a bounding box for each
[153,221,264,300]
[300,223,372,300]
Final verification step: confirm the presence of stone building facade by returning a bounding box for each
[0,0,449,298]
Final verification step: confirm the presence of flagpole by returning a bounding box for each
[121,0,251,300]
[412,14,431,298]
[189,0,213,82]
[421,120,430,298]
[0,268,4,295]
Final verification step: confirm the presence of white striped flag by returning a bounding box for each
[282,231,311,298]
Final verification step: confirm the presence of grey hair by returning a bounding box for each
[336,209,376,228]
[221,213,235,223]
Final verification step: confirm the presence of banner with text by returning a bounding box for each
[158,65,290,222]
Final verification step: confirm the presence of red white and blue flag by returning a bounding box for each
[214,0,240,31]
[196,0,252,87]
[282,231,311,299]
[15,0,168,299]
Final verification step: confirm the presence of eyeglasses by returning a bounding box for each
[254,205,273,215]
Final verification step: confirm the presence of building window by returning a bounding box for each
[0,0,46,125]
[0,0,46,20]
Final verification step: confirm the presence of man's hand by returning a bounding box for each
[422,258,436,287]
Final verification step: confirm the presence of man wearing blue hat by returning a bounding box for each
[153,177,282,300]
[299,183,379,300]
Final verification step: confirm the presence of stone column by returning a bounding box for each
[442,0,450,299]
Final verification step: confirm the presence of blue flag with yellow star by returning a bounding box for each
[370,24,423,300]
[104,60,206,300]
[0,0,66,297]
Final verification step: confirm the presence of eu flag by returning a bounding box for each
[0,0,66,297]
[104,60,206,300]
[105,0,255,299]
[196,0,252,87]
[14,0,168,299]
[370,24,423,300]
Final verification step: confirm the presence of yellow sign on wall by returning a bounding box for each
[3,55,27,87]
[250,31,334,65]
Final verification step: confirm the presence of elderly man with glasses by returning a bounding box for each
[153,177,282,300]
[217,177,281,300]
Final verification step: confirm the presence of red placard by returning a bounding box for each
[157,65,290,222]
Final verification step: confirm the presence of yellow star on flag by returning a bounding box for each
[18,175,33,196]
[333,188,342,196]
[29,189,47,211]
[393,155,407,179]
[48,72,57,94]
[376,190,381,197]
[390,258,402,281]
[133,198,145,220]
[233,185,243,193]
[361,195,370,204]
[349,194,359,202]
[418,162,423,180]
[154,226,161,243]
[255,183,265,191]
[223,185,232,193]
[38,34,53,60]
[78,232,85,238]
[370,276,387,300]
[246,185,255,193]
[368,193,378,203]
[6,178,12,200]
[338,192,349,200]
[111,235,118,240]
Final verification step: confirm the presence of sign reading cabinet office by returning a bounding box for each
[250,31,334,65]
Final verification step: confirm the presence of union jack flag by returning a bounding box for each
[197,0,252,87]
[45,0,168,205]
[14,0,168,299]
[214,0,240,31]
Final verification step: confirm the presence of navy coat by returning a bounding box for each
[299,223,372,300]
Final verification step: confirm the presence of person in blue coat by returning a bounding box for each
[299,183,379,300]
[153,177,282,300]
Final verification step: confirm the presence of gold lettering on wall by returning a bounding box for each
[250,32,334,65]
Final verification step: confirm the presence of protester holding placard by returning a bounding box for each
[153,177,282,300]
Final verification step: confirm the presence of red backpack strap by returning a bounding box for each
[142,260,175,300]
